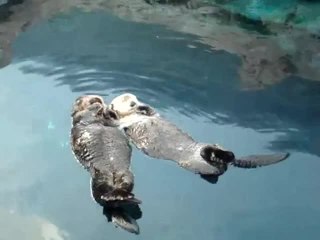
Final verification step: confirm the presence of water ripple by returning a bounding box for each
[12,10,320,158]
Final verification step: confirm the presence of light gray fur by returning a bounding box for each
[122,115,226,176]
[110,93,290,184]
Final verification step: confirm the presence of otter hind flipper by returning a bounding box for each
[200,145,235,163]
[200,174,219,184]
[103,207,140,234]
[232,152,290,168]
[101,189,142,205]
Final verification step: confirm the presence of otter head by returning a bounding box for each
[72,102,106,126]
[71,95,105,117]
[109,93,156,117]
[71,95,107,125]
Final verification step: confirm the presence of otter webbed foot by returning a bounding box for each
[178,159,225,176]
[200,174,219,184]
[103,206,141,234]
[232,152,290,168]
[200,145,235,164]
[103,204,142,222]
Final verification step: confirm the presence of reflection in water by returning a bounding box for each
[12,11,320,158]
[0,3,319,240]
[0,208,69,240]
[0,0,24,23]
[0,0,320,88]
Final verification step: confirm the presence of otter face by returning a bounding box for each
[72,102,105,126]
[71,95,107,126]
[71,95,121,127]
[71,95,105,117]
[110,93,156,117]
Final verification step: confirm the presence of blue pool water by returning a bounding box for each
[0,6,320,240]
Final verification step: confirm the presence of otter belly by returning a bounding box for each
[71,124,131,172]
[123,116,227,177]
[71,123,140,206]
[71,123,133,189]
[124,117,196,162]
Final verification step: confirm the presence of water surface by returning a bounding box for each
[0,8,319,240]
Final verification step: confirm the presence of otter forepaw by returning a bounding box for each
[136,105,156,116]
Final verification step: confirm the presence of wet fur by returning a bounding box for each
[70,95,141,234]
[110,93,290,184]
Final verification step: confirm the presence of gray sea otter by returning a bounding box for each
[109,93,290,184]
[70,95,141,234]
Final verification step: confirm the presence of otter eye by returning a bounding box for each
[130,101,136,107]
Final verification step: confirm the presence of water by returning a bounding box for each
[0,4,320,240]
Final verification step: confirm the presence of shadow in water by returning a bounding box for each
[0,0,24,23]
[12,10,320,159]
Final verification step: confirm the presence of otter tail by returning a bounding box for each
[103,204,142,234]
[231,153,290,168]
[101,189,142,206]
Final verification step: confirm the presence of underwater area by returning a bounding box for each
[0,0,319,239]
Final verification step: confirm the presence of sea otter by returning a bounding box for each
[70,95,141,234]
[109,93,290,184]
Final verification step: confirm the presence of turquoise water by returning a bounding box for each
[0,5,320,240]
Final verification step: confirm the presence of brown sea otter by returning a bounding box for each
[70,95,141,234]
